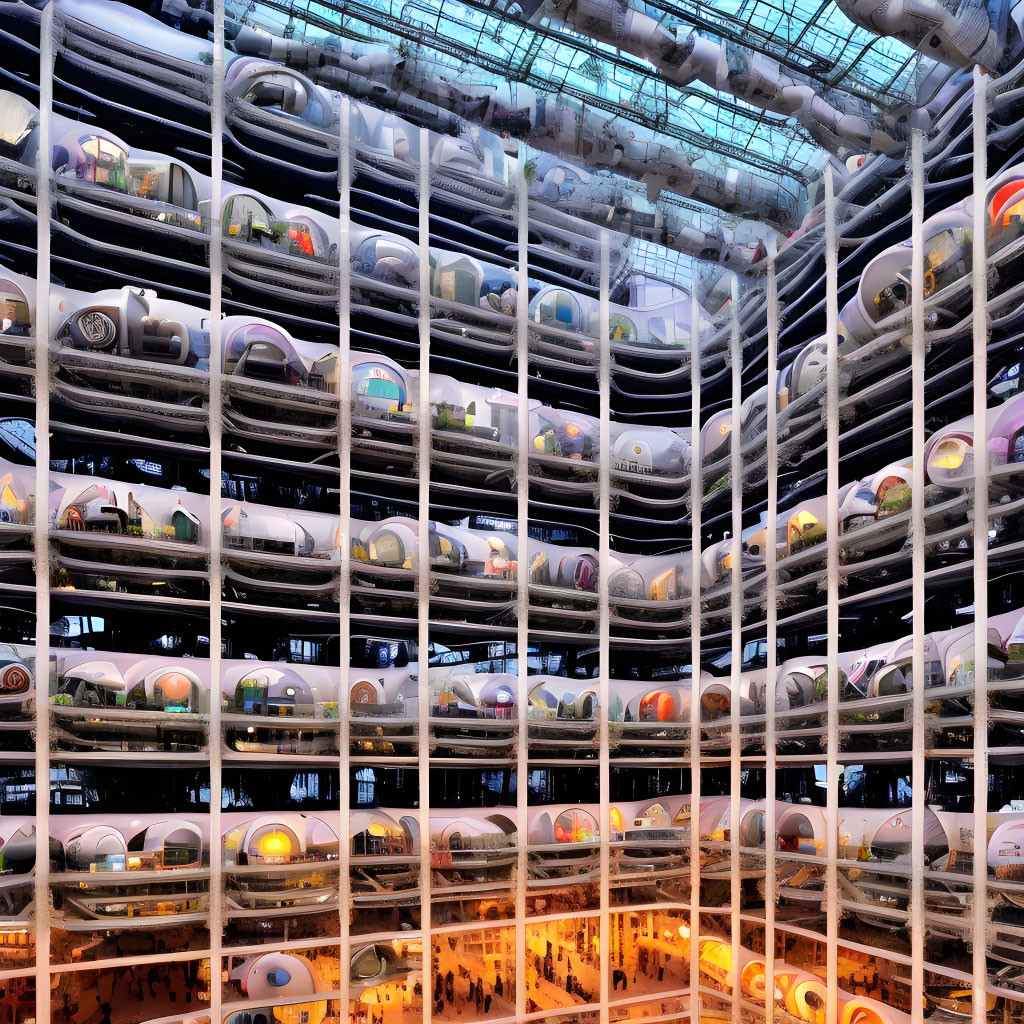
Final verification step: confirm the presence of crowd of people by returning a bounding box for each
[432,966,506,1018]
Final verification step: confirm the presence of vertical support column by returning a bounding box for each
[416,126,433,1023]
[337,96,353,1021]
[515,154,530,1023]
[763,237,779,1024]
[208,4,225,1017]
[728,274,742,1024]
[823,164,840,1024]
[598,229,611,1024]
[33,4,54,1021]
[970,64,989,1024]
[909,127,926,1024]
[688,288,702,1022]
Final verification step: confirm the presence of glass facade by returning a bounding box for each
[1,0,1024,1021]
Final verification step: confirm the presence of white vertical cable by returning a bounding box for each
[763,237,779,1024]
[208,3,225,1016]
[970,65,989,1024]
[728,274,742,1024]
[515,154,529,1023]
[337,96,353,1021]
[688,287,702,1021]
[416,126,433,1023]
[598,229,611,1024]
[909,127,926,1024]
[33,5,53,1021]
[823,164,840,1024]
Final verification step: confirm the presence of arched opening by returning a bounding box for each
[553,808,597,844]
[639,689,676,722]
[778,813,817,855]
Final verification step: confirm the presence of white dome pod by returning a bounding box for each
[64,825,128,872]
[629,685,688,723]
[527,678,597,721]
[528,805,600,845]
[533,407,599,460]
[777,804,827,855]
[56,660,125,708]
[786,337,827,404]
[0,91,38,158]
[989,817,1024,883]
[350,224,419,287]
[369,108,423,163]
[233,813,338,864]
[349,810,410,856]
[351,941,416,989]
[610,423,689,476]
[348,664,412,713]
[737,800,798,850]
[856,806,949,865]
[529,284,594,340]
[123,662,203,712]
[0,275,33,338]
[223,317,339,393]
[0,646,31,702]
[224,57,333,129]
[430,250,484,307]
[226,664,317,717]
[837,459,913,531]
[840,243,914,346]
[699,408,732,463]
[939,622,1005,690]
[926,393,1024,491]
[230,952,327,1023]
[129,819,203,869]
[772,658,827,711]
[700,797,754,842]
[357,516,420,569]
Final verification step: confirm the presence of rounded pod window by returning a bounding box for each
[608,568,644,600]
[638,690,676,722]
[557,553,598,592]
[350,679,379,705]
[553,808,597,843]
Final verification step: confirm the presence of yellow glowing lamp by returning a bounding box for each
[719,422,731,435]
[533,435,546,451]
[933,440,966,469]
[257,830,293,858]
[565,423,581,438]
[367,823,393,837]
[610,807,623,832]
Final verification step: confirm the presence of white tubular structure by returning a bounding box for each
[910,126,926,1024]
[516,153,530,1024]
[209,4,225,1019]
[824,161,840,1024]
[34,5,53,1023]
[971,65,989,1024]
[834,0,1002,69]
[764,235,779,1024]
[688,286,702,1019]
[417,124,433,1024]
[338,95,354,1019]
[729,273,742,1024]
[532,0,895,157]
[598,229,611,1024]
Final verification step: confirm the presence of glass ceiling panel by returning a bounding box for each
[232,0,840,183]
[636,0,924,101]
